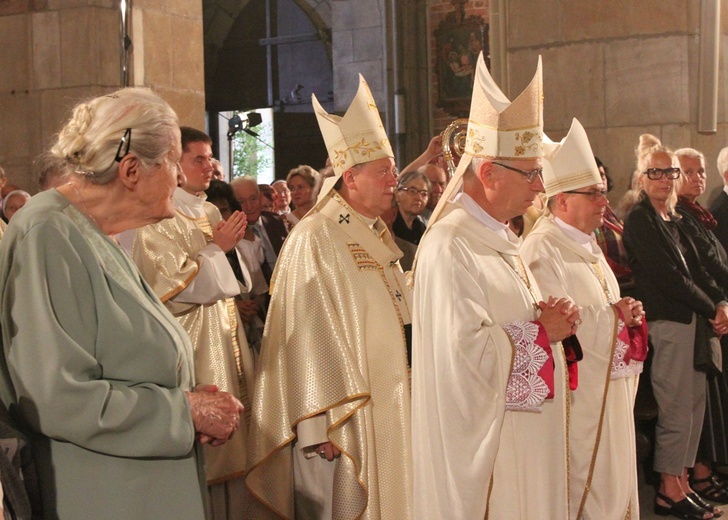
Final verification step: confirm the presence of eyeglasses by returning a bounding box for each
[492,161,543,183]
[642,167,680,180]
[563,189,608,201]
[397,187,429,198]
[114,128,132,162]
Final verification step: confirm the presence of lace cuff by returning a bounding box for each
[503,321,554,412]
[611,309,646,379]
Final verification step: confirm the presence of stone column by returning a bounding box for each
[0,0,206,192]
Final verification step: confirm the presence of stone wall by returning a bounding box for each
[331,0,387,111]
[506,0,727,206]
[0,0,206,193]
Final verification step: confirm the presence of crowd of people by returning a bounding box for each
[2,51,728,520]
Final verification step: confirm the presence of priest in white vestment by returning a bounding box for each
[130,128,255,520]
[412,53,581,520]
[245,76,413,520]
[521,119,648,519]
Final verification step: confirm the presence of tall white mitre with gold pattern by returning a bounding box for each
[311,74,394,209]
[426,52,543,230]
[542,118,601,198]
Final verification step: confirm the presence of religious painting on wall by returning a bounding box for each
[434,11,489,117]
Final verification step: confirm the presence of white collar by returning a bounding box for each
[173,187,207,216]
[723,185,728,197]
[174,187,206,204]
[553,216,599,254]
[360,213,377,230]
[454,192,519,244]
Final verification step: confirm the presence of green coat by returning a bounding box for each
[0,190,206,519]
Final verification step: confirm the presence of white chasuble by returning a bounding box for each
[412,202,570,520]
[132,189,254,486]
[522,216,641,520]
[245,194,413,520]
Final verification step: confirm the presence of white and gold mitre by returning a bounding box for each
[425,53,544,232]
[462,52,543,164]
[312,74,393,177]
[542,118,601,198]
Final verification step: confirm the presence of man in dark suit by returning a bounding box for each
[231,177,288,282]
[710,146,728,250]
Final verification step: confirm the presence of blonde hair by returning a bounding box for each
[52,88,179,185]
[287,164,322,200]
[635,134,678,213]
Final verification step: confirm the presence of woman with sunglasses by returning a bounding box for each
[0,88,243,519]
[624,134,728,520]
[392,170,431,271]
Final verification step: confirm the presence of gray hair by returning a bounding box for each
[34,150,69,191]
[52,87,179,185]
[674,147,705,163]
[2,190,31,218]
[718,147,728,178]
[396,170,432,190]
[230,176,260,193]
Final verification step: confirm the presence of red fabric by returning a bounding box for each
[614,307,649,363]
[533,321,555,398]
[561,335,581,391]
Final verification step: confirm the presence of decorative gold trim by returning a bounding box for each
[159,264,199,303]
[245,392,372,519]
[226,297,251,428]
[573,307,619,519]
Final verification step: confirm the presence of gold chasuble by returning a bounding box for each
[132,190,253,484]
[246,193,413,519]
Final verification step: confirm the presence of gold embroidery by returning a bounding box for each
[226,298,251,428]
[591,261,615,304]
[347,242,379,271]
[333,137,389,169]
[499,253,540,312]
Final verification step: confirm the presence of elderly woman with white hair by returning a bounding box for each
[2,190,30,222]
[624,135,728,519]
[0,88,243,520]
[675,146,728,506]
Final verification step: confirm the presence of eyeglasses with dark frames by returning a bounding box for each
[397,187,429,198]
[114,128,132,162]
[642,167,680,180]
[492,161,543,183]
[563,189,608,201]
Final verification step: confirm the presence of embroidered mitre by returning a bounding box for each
[463,53,543,163]
[426,53,544,231]
[542,118,601,198]
[312,75,393,177]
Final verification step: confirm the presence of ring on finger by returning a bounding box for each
[574,318,582,326]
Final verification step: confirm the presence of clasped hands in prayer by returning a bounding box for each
[537,296,581,343]
[186,384,244,446]
[613,297,645,328]
[213,210,247,252]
